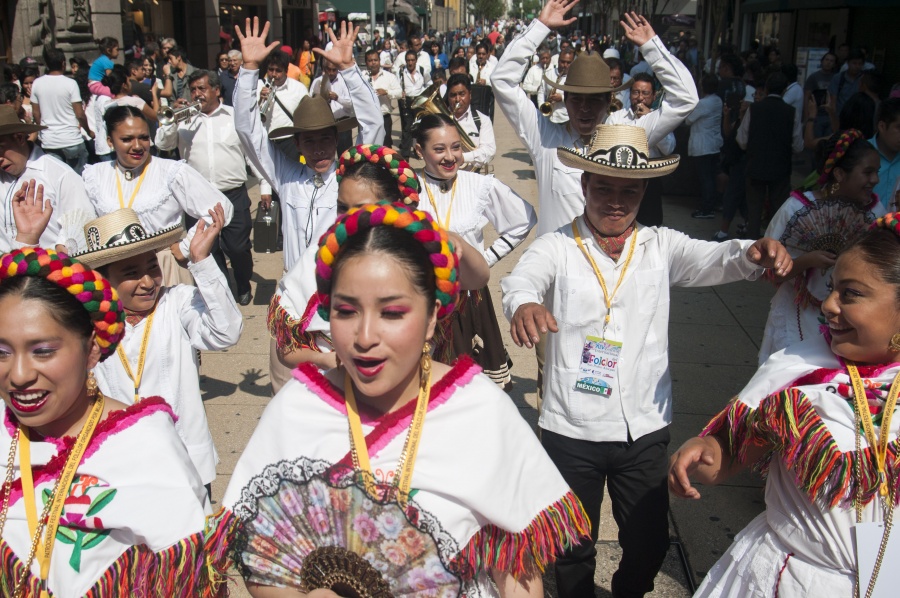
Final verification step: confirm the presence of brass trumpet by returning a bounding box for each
[158,101,202,126]
[259,77,276,124]
[540,101,553,116]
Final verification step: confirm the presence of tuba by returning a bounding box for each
[412,83,479,170]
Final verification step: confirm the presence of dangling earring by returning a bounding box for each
[86,371,99,400]
[829,181,840,197]
[420,342,432,377]
[890,334,900,352]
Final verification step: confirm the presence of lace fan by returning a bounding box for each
[780,196,876,255]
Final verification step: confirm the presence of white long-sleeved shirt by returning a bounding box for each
[365,69,402,115]
[537,68,568,124]
[501,219,762,441]
[522,63,549,95]
[399,66,431,98]
[684,94,723,157]
[457,107,496,168]
[310,73,354,119]
[256,76,309,140]
[94,256,243,484]
[81,158,233,258]
[491,20,584,237]
[604,34,698,157]
[735,94,805,154]
[782,81,805,154]
[155,101,270,195]
[418,169,535,267]
[233,65,384,271]
[0,144,95,252]
[469,59,496,87]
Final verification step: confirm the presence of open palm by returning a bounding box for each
[538,0,579,30]
[312,21,360,71]
[234,17,281,69]
[12,179,52,245]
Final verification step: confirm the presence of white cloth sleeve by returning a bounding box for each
[341,64,385,146]
[482,177,537,267]
[462,111,496,168]
[182,255,244,350]
[639,35,699,149]
[386,73,403,100]
[154,121,179,152]
[500,233,561,319]
[171,163,234,256]
[663,229,763,286]
[234,67,291,196]
[54,169,97,252]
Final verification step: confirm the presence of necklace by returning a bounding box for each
[114,159,150,209]
[422,173,458,229]
[848,363,899,598]
[344,361,431,509]
[0,395,105,598]
[117,310,156,403]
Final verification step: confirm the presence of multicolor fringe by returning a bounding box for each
[205,507,242,593]
[431,290,477,364]
[701,389,900,510]
[0,516,236,598]
[267,293,324,353]
[452,490,591,579]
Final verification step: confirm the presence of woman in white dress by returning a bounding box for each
[758,129,883,365]
[670,215,900,597]
[413,113,537,389]
[81,105,233,286]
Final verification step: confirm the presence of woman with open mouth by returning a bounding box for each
[0,247,221,597]
[214,202,588,597]
[670,214,900,597]
[413,113,537,390]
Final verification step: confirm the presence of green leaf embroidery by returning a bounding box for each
[55,527,78,543]
[80,529,111,550]
[86,489,117,516]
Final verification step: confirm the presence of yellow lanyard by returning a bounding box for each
[344,369,431,509]
[847,363,900,497]
[423,175,458,230]
[571,217,638,339]
[117,311,156,403]
[20,395,105,597]
[114,162,150,209]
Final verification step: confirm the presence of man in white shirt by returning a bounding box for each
[364,49,402,148]
[522,49,551,107]
[537,48,573,124]
[156,69,258,305]
[30,48,91,175]
[258,48,310,163]
[408,32,432,79]
[445,73,495,169]
[0,105,95,253]
[605,56,633,111]
[398,50,431,160]
[311,59,355,154]
[469,42,496,86]
[234,18,384,272]
[502,123,791,598]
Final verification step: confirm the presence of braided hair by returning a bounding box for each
[816,129,874,186]
[315,203,459,321]
[336,145,421,207]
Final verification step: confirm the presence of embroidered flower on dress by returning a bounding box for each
[48,474,117,572]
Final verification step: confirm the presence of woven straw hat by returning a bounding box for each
[73,209,183,268]
[543,53,632,94]
[268,94,358,139]
[557,124,680,179]
[0,105,45,136]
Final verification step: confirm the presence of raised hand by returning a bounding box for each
[620,12,656,48]
[11,179,51,246]
[313,21,360,71]
[538,0,579,30]
[234,17,281,70]
[189,203,226,264]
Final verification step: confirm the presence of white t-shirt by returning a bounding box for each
[29,74,84,149]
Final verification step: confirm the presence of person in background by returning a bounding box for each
[828,47,867,115]
[444,73,496,169]
[686,74,724,219]
[0,83,23,121]
[470,41,496,86]
[803,52,837,138]
[537,48,573,125]
[126,58,156,107]
[522,48,551,107]
[69,56,89,77]
[280,45,302,81]
[398,49,431,160]
[429,40,449,71]
[408,30,433,78]
[604,56,632,112]
[259,48,310,164]
[872,98,900,207]
[17,67,37,126]
[87,37,119,97]
[31,48,92,174]
[364,48,401,148]
[156,69,258,305]
[215,50,229,75]
[297,39,316,88]
[781,63,804,153]
[311,58,355,154]
[220,49,241,106]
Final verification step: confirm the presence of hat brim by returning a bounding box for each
[543,75,632,95]
[0,123,47,136]
[73,226,184,268]
[269,116,359,139]
[556,146,680,179]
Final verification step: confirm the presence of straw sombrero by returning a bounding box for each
[557,124,680,179]
[268,95,358,139]
[73,209,183,268]
[544,53,632,95]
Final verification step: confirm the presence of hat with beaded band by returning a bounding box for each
[72,209,184,269]
[557,124,680,179]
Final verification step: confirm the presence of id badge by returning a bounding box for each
[855,521,900,597]
[575,336,621,397]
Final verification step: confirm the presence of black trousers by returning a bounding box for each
[382,113,394,148]
[745,176,790,240]
[185,184,254,296]
[399,98,416,159]
[337,129,353,155]
[542,426,671,598]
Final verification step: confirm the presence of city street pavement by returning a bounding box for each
[206,106,774,597]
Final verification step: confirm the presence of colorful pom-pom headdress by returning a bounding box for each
[0,248,125,360]
[872,212,900,235]
[336,145,421,207]
[817,129,865,186]
[315,203,460,321]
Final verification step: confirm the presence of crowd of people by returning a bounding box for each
[0,0,899,595]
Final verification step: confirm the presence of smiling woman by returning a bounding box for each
[0,248,222,597]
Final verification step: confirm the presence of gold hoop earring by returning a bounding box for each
[890,334,900,353]
[86,371,99,399]
[421,342,432,377]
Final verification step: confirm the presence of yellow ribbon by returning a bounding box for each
[847,363,900,497]
[114,162,150,210]
[423,175,458,231]
[117,311,156,403]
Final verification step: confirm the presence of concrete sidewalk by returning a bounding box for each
[205,107,774,596]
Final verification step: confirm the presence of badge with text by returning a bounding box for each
[576,336,621,397]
